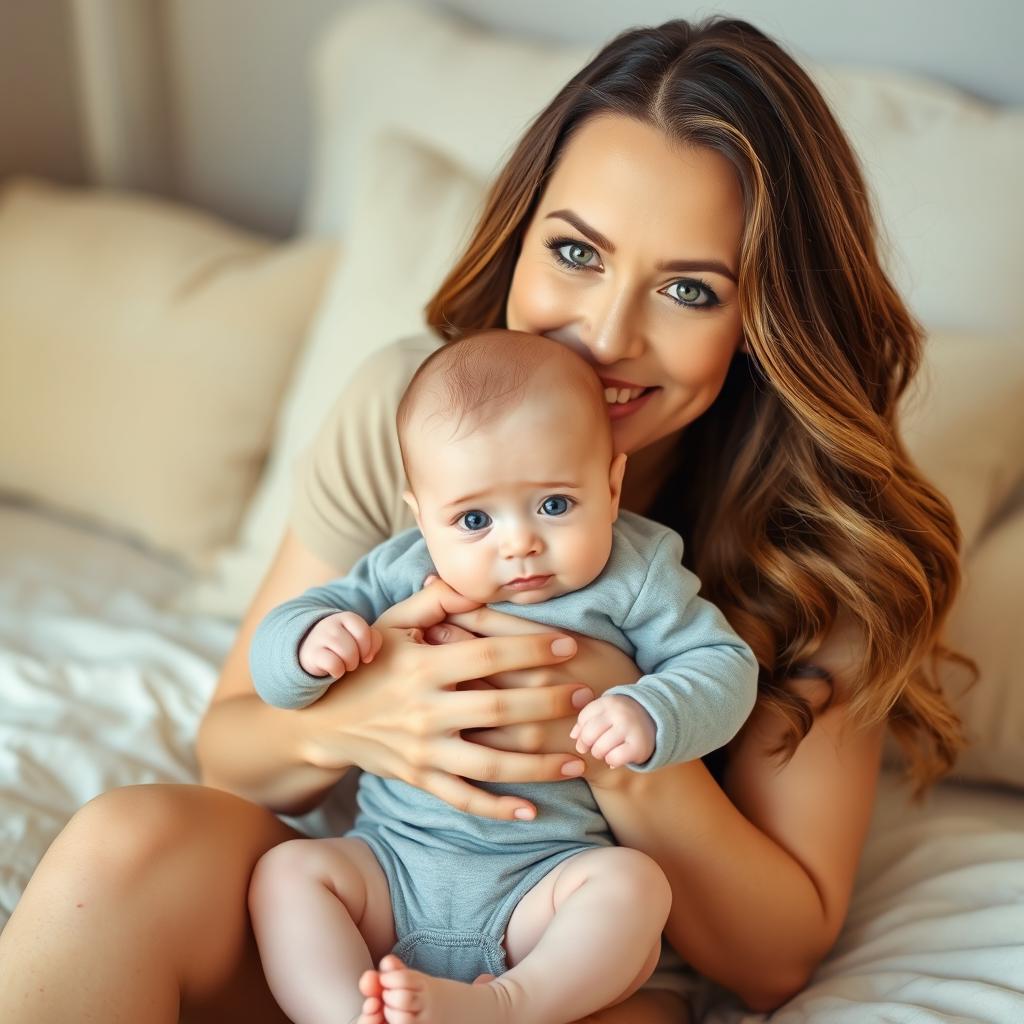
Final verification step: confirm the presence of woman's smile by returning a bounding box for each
[507,113,746,457]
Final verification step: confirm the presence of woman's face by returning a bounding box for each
[506,113,746,458]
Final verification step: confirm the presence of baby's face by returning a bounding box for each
[404,400,627,605]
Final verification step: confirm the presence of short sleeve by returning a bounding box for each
[289,334,442,573]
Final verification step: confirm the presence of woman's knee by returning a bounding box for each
[52,783,295,890]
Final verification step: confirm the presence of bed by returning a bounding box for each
[2,3,1023,1020]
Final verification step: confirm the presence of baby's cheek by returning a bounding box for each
[560,525,612,589]
[430,546,495,602]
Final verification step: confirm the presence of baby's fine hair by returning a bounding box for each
[396,329,609,481]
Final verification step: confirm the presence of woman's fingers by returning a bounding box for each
[444,607,555,637]
[420,633,577,688]
[423,622,477,645]
[376,579,481,632]
[418,769,537,821]
[434,680,592,730]
[436,737,584,786]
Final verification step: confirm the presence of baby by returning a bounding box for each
[248,329,759,1024]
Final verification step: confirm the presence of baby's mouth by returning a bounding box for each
[504,574,552,591]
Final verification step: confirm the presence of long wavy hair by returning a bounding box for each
[424,16,973,792]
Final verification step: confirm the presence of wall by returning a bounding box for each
[0,0,85,186]
[2,0,1022,236]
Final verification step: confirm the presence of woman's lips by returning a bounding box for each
[505,575,552,591]
[606,387,657,420]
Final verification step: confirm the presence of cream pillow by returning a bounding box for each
[0,178,333,565]
[184,134,485,615]
[900,330,1024,557]
[942,508,1024,788]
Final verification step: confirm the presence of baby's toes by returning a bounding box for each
[382,985,422,1012]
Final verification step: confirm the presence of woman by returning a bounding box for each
[0,16,967,1023]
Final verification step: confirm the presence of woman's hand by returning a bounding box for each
[422,597,643,788]
[298,578,594,821]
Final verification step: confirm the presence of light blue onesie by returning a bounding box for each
[251,510,758,982]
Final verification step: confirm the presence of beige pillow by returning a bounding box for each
[0,178,333,565]
[183,134,485,615]
[900,330,1024,557]
[941,508,1024,787]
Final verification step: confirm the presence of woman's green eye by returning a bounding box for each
[552,241,598,268]
[665,279,719,308]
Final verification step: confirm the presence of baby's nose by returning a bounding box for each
[500,526,543,558]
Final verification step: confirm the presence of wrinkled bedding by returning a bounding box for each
[1,500,1022,1021]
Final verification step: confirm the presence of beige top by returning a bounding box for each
[290,333,444,570]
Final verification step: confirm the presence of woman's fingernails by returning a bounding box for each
[551,637,577,656]
[571,687,594,708]
[513,807,535,820]
[561,760,585,777]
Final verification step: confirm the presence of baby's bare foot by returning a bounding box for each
[354,968,385,1024]
[376,954,514,1024]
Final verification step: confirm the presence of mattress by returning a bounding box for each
[2,499,1023,1020]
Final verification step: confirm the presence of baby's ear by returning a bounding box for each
[402,490,423,529]
[608,452,628,520]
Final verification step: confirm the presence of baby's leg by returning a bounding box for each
[248,836,396,1024]
[371,846,671,1024]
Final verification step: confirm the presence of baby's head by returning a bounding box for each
[397,329,628,605]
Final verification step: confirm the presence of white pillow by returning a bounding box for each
[304,0,1024,336]
[184,134,485,615]
[0,178,333,566]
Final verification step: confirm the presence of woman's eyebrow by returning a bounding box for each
[545,208,738,284]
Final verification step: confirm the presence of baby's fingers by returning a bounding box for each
[335,611,375,660]
[573,717,613,755]
[367,626,385,661]
[589,726,629,763]
[307,649,348,679]
[325,628,361,672]
[603,742,635,769]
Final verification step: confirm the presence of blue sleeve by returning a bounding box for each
[248,542,401,710]
[605,530,759,770]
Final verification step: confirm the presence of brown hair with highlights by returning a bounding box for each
[423,17,974,793]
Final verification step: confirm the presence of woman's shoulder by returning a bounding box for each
[291,331,441,571]
[368,331,445,375]
[317,331,444,441]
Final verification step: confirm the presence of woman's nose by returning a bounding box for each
[587,288,646,364]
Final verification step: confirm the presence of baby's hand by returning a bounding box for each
[298,611,383,679]
[569,694,656,769]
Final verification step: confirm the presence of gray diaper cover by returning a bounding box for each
[348,821,597,983]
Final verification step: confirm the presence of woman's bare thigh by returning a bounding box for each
[0,782,313,1024]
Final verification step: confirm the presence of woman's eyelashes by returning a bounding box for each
[453,495,577,532]
[542,235,721,310]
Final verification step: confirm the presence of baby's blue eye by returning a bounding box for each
[540,495,573,516]
[460,510,491,531]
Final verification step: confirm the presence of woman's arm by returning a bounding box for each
[196,529,351,811]
[197,529,594,818]
[442,605,883,1011]
[590,616,884,1012]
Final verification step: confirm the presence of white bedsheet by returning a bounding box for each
[2,499,1023,1020]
